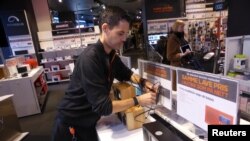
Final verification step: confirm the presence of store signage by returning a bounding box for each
[143,63,169,80]
[52,27,95,36]
[145,0,185,20]
[177,69,239,131]
[213,1,228,11]
[0,10,29,36]
[138,59,172,110]
[51,22,75,30]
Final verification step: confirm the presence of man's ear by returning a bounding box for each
[102,23,109,33]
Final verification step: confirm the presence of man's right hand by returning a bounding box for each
[137,92,156,106]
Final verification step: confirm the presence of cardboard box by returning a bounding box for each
[112,82,143,130]
[0,65,10,79]
[122,106,145,130]
[112,82,136,100]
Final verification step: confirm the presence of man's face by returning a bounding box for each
[105,20,130,50]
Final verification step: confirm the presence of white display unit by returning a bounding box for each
[0,66,48,117]
[0,95,29,140]
[224,35,250,94]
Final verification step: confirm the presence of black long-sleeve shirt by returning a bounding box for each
[57,40,133,127]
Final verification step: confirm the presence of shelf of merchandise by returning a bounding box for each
[37,26,100,85]
[40,59,74,64]
[39,48,84,84]
[44,69,70,74]
[229,68,250,74]
[38,47,87,54]
[46,78,70,84]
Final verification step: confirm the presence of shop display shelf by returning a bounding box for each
[229,68,250,74]
[44,69,70,74]
[40,59,74,64]
[38,47,85,54]
[46,78,70,84]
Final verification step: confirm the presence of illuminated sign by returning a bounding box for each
[213,2,228,11]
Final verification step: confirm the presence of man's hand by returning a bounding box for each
[137,92,156,106]
[144,81,160,93]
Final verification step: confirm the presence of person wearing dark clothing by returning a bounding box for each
[52,6,157,141]
[156,36,170,64]
[156,36,166,56]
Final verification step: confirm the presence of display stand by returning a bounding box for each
[0,66,48,117]
[137,59,250,141]
[224,35,250,120]
[0,95,28,141]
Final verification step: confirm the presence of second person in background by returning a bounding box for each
[167,20,191,90]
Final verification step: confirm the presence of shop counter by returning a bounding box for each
[0,66,48,117]
[97,113,155,141]
[0,94,28,141]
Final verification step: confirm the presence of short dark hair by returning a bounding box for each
[98,6,131,33]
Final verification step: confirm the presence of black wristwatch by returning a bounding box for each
[133,97,139,106]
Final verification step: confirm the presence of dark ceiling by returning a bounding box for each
[47,0,142,13]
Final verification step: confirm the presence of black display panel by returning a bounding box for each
[0,20,9,47]
[145,0,185,20]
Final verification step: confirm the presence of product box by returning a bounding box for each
[0,65,10,79]
[51,65,60,72]
[44,68,50,73]
[51,74,61,82]
[233,54,247,70]
[120,106,145,130]
[112,82,136,100]
[112,82,144,130]
[56,57,63,61]
[64,56,72,60]
[41,58,47,63]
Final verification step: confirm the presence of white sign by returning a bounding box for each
[177,68,239,131]
[138,59,172,110]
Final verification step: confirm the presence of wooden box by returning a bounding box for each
[112,82,136,100]
[122,106,145,130]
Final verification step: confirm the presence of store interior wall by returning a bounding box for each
[0,0,40,60]
[1,0,250,62]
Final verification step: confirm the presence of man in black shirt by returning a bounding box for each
[52,6,157,141]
